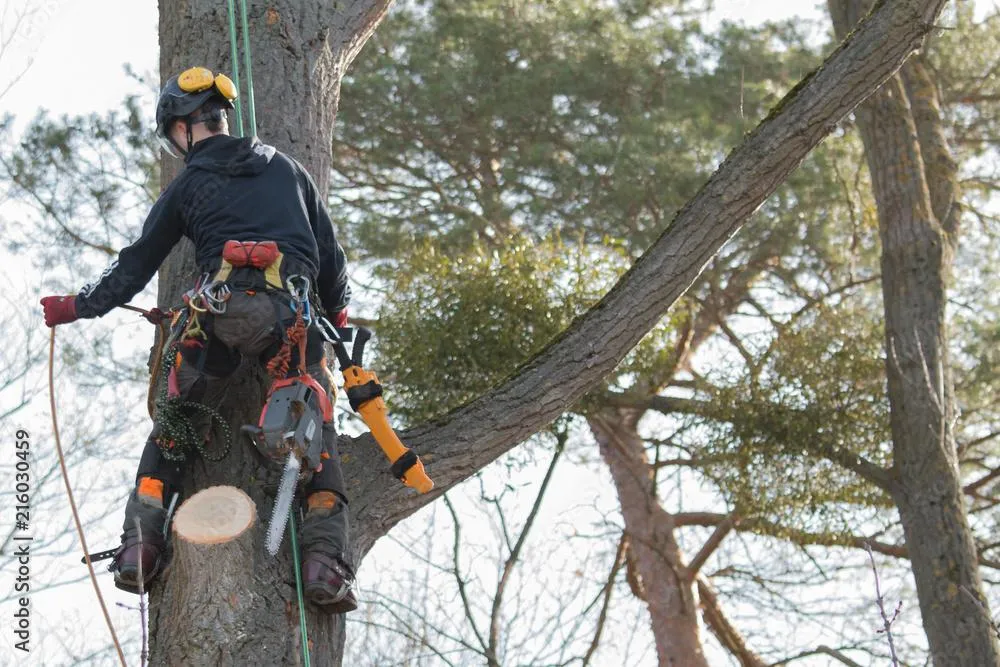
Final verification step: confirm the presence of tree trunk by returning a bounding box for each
[828,2,999,664]
[589,410,767,667]
[149,0,949,664]
[590,409,709,667]
[156,487,266,664]
[152,2,390,665]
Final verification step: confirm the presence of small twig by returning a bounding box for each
[135,517,149,667]
[865,543,901,666]
[581,534,628,667]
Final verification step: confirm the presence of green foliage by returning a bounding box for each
[700,301,893,526]
[374,235,625,422]
[334,0,829,260]
[338,2,903,538]
[931,4,1000,170]
[0,95,158,278]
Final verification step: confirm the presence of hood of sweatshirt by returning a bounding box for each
[184,134,276,176]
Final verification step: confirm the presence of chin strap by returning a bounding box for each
[170,109,225,157]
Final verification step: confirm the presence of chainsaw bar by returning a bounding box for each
[266,451,300,556]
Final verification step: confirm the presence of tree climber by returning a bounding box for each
[39,67,358,613]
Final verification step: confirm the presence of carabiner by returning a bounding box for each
[202,281,232,315]
[286,275,311,303]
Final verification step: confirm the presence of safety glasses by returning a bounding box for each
[157,135,183,159]
[177,67,238,102]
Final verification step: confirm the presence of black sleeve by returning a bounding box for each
[75,180,185,319]
[301,166,351,315]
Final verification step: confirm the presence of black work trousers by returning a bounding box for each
[123,289,350,564]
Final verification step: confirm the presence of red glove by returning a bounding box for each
[332,308,348,328]
[40,296,79,327]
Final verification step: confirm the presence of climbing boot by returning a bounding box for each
[113,480,168,594]
[302,552,358,614]
[299,490,356,612]
[112,529,165,594]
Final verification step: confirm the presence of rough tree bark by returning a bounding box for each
[148,1,949,665]
[828,2,999,664]
[158,487,258,662]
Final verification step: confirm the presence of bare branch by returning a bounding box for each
[864,544,902,666]
[685,515,736,581]
[581,534,628,667]
[486,435,565,666]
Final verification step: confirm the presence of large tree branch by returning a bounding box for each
[698,577,767,667]
[347,0,950,554]
[673,511,1000,569]
[605,392,893,489]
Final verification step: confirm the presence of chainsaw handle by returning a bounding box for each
[319,318,369,371]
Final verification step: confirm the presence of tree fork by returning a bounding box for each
[828,0,999,663]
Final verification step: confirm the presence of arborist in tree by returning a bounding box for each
[39,67,358,613]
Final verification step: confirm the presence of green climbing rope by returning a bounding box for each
[153,342,232,463]
[238,0,258,138]
[225,0,245,137]
[289,512,311,667]
[221,4,311,662]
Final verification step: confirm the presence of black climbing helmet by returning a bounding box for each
[155,67,237,157]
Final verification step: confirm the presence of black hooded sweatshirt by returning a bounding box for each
[75,135,350,319]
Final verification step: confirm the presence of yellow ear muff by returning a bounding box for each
[213,73,238,101]
[178,67,215,93]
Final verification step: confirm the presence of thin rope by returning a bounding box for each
[49,329,127,667]
[152,343,233,463]
[289,511,311,667]
[226,0,246,137]
[238,0,257,138]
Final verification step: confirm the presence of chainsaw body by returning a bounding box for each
[242,374,332,471]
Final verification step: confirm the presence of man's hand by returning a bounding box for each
[332,308,348,328]
[40,296,79,327]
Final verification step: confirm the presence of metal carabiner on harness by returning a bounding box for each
[201,281,232,315]
[286,275,312,323]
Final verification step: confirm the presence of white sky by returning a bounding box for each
[3,0,998,122]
